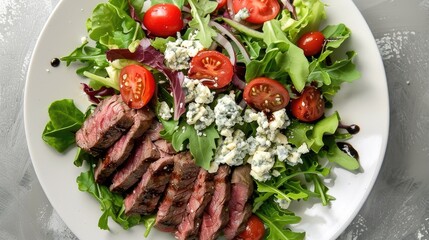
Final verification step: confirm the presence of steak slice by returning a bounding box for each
[153,139,176,155]
[76,95,134,156]
[223,164,254,240]
[199,165,231,240]
[155,152,200,232]
[124,156,174,215]
[145,121,163,141]
[109,136,160,192]
[94,108,155,183]
[175,169,215,240]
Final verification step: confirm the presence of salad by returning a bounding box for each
[42,0,361,239]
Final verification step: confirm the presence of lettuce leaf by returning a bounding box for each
[187,0,218,48]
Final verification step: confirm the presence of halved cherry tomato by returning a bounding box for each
[243,77,290,112]
[297,31,325,57]
[290,86,325,122]
[143,3,183,37]
[188,50,234,89]
[232,0,280,24]
[119,64,155,109]
[216,0,227,10]
[237,215,265,240]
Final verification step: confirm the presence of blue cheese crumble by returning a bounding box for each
[158,101,172,120]
[214,92,243,130]
[186,102,215,131]
[233,8,250,22]
[164,33,204,71]
[214,129,249,166]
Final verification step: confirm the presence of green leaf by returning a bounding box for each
[142,215,156,237]
[187,0,217,48]
[256,202,305,240]
[61,42,109,77]
[151,36,176,53]
[309,112,339,153]
[87,2,144,49]
[171,122,219,169]
[42,100,85,152]
[324,136,360,170]
[150,0,185,9]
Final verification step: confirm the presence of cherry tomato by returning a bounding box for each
[297,31,325,57]
[232,0,280,24]
[188,50,234,89]
[216,0,227,10]
[119,64,156,109]
[143,3,183,37]
[237,215,265,240]
[243,77,290,112]
[290,86,325,122]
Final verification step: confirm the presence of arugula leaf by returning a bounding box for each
[170,122,219,169]
[76,165,149,231]
[256,202,305,240]
[61,42,109,76]
[42,100,84,152]
[187,0,217,48]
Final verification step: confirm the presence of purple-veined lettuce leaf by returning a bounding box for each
[106,39,185,120]
[82,83,116,104]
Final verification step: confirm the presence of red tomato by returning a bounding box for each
[143,3,183,37]
[232,0,280,24]
[297,31,325,57]
[237,215,265,240]
[119,64,156,109]
[243,77,290,112]
[216,0,227,10]
[188,50,234,89]
[290,86,325,122]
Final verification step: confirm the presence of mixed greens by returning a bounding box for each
[43,0,362,239]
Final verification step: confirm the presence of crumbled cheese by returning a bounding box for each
[164,33,204,71]
[215,129,249,166]
[183,77,214,104]
[214,93,243,130]
[233,8,250,22]
[285,143,309,166]
[272,170,281,177]
[248,150,274,182]
[186,103,215,131]
[275,197,291,210]
[158,101,172,120]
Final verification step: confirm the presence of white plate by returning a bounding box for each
[24,0,389,239]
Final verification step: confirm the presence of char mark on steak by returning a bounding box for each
[223,164,254,240]
[109,136,160,192]
[155,152,200,232]
[153,139,176,156]
[199,165,231,240]
[175,169,215,240]
[94,108,155,184]
[124,156,174,215]
[75,95,134,156]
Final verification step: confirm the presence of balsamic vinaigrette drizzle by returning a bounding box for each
[337,122,360,160]
[50,58,60,67]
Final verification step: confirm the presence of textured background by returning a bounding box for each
[1,0,428,239]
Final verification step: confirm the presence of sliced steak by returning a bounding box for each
[153,139,175,155]
[124,156,174,215]
[223,164,254,240]
[94,108,155,183]
[109,136,160,192]
[175,169,215,240]
[76,95,134,156]
[145,121,163,141]
[155,152,200,232]
[199,165,231,240]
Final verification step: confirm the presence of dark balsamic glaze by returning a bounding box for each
[338,122,360,135]
[337,142,359,160]
[50,58,60,67]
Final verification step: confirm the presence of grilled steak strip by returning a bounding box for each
[199,165,231,240]
[94,108,154,183]
[145,121,163,142]
[175,169,215,240]
[76,95,134,156]
[124,156,174,215]
[223,164,254,240]
[109,136,160,192]
[155,152,200,232]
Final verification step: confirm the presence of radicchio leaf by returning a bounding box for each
[82,83,115,104]
[106,39,186,120]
